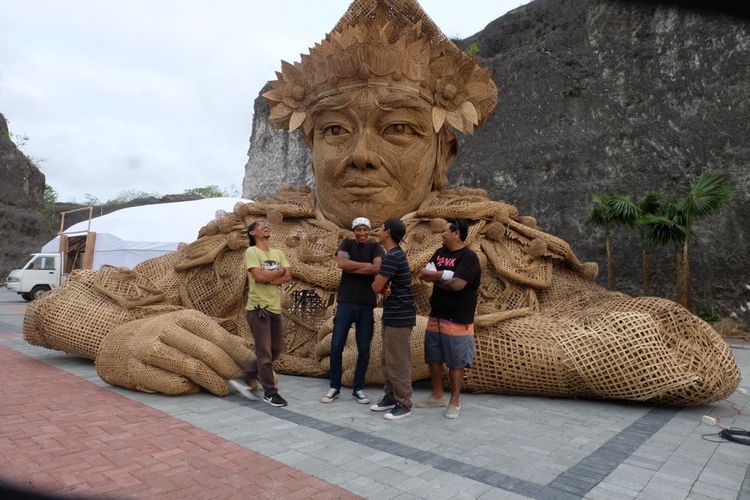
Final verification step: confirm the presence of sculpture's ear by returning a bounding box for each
[433,129,458,192]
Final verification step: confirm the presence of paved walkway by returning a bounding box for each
[1,288,748,499]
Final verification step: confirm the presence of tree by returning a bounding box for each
[105,190,161,205]
[634,192,665,295]
[43,185,58,205]
[183,185,225,198]
[588,191,664,293]
[638,173,733,311]
[587,192,619,290]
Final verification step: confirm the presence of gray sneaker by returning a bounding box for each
[321,388,340,403]
[228,379,259,401]
[444,404,461,419]
[415,395,448,408]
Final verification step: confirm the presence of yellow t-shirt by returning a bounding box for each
[244,246,290,313]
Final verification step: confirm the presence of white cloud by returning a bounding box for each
[0,0,529,203]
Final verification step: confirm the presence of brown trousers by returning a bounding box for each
[381,325,413,409]
[243,309,283,395]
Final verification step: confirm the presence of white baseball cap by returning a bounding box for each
[351,217,371,230]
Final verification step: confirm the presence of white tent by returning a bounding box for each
[42,197,252,270]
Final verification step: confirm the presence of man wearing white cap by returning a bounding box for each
[321,217,384,404]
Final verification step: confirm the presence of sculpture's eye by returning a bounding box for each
[323,124,345,136]
[383,123,416,136]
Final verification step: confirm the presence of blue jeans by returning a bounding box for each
[329,302,374,391]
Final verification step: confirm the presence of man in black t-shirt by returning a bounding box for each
[370,218,416,421]
[321,217,384,405]
[418,218,481,419]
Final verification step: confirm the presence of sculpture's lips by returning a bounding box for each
[342,178,388,196]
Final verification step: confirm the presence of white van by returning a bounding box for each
[5,253,65,301]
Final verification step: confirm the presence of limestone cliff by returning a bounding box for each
[0,114,54,280]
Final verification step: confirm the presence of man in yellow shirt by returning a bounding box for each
[229,220,292,406]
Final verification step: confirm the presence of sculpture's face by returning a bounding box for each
[311,87,440,228]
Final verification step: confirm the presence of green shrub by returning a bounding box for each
[696,303,720,323]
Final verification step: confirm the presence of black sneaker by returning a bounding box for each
[263,393,288,407]
[384,403,412,420]
[352,389,370,404]
[369,394,396,412]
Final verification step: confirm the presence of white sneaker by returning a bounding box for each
[321,388,340,403]
[228,379,259,401]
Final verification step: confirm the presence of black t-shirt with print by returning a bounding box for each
[428,246,481,324]
[336,238,384,307]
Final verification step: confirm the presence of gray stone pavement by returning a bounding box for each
[1,287,749,499]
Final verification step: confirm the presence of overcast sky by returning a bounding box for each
[0,0,529,203]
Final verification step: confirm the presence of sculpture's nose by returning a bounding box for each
[351,131,374,170]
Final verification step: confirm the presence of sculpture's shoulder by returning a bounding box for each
[172,186,318,272]
[196,185,316,239]
[412,187,598,288]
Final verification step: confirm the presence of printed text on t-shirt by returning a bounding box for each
[435,256,456,269]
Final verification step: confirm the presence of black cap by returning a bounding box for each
[383,218,406,243]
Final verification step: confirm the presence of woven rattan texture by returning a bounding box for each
[24,269,181,360]
[264,0,497,136]
[96,310,251,396]
[23,188,740,405]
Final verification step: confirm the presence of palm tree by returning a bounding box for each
[638,173,733,311]
[587,192,627,290]
[600,192,665,295]
[635,192,665,295]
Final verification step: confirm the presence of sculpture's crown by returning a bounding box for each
[262,0,498,137]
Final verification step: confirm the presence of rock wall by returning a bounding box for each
[243,0,750,322]
[0,113,45,208]
[0,113,53,281]
[242,85,313,200]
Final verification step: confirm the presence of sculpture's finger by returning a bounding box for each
[159,324,243,380]
[127,358,200,396]
[173,310,254,367]
[141,341,230,396]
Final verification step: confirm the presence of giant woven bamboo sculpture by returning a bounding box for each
[24,0,739,405]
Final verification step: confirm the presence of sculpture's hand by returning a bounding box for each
[315,309,429,386]
[96,309,253,396]
[24,267,181,360]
